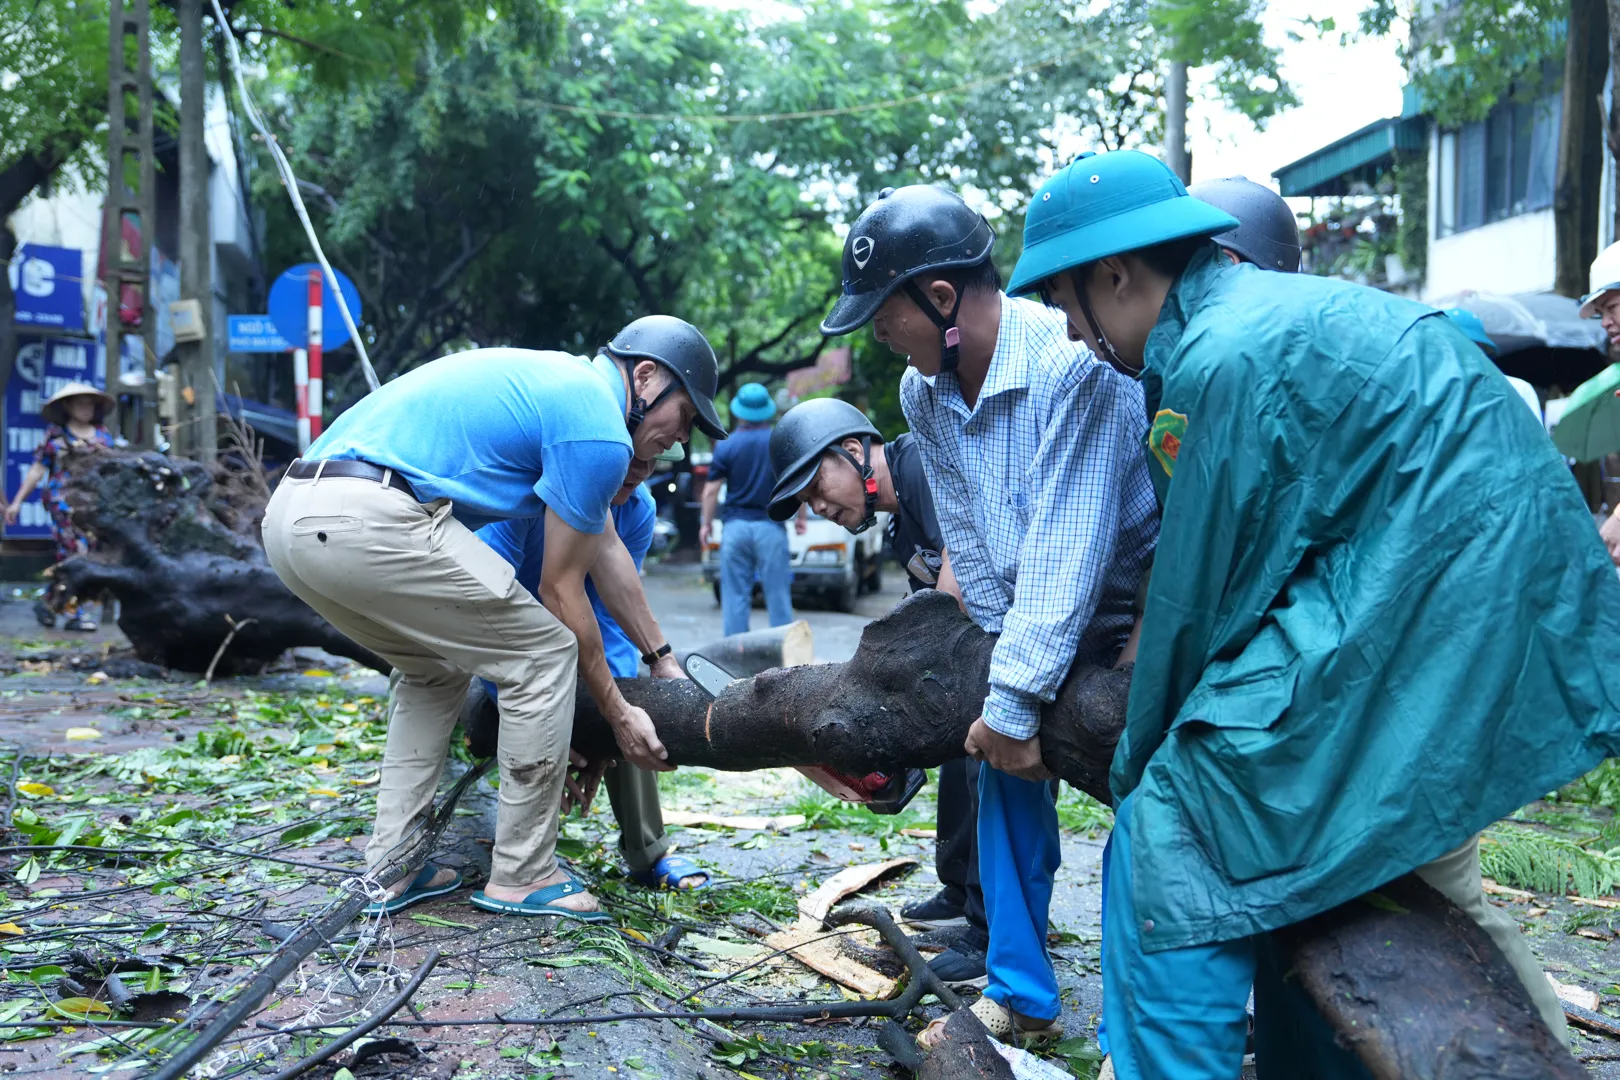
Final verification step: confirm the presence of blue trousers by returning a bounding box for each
[719,518,793,636]
[977,764,1062,1021]
[1103,794,1373,1080]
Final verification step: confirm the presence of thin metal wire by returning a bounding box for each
[208,0,379,392]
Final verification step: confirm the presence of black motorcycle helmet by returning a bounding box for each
[821,186,995,374]
[1186,176,1302,273]
[604,315,728,441]
[767,398,883,532]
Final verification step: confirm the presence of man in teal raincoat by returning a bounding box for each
[1009,149,1620,1078]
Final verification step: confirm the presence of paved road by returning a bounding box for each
[641,558,910,662]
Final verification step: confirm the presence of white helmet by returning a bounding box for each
[1579,241,1620,318]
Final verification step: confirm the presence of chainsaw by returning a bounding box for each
[684,652,926,815]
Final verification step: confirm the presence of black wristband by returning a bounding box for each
[640,643,672,667]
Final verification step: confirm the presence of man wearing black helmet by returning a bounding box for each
[262,316,727,922]
[766,398,995,988]
[1186,176,1302,273]
[823,185,1158,1044]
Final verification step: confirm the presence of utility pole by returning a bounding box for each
[104,0,159,449]
[176,0,217,460]
[1165,61,1190,184]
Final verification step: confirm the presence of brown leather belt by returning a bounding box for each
[285,458,417,498]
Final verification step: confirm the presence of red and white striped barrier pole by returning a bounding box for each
[307,267,324,441]
[293,347,310,451]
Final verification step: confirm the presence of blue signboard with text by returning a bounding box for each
[8,244,85,331]
[228,315,291,353]
[4,335,104,538]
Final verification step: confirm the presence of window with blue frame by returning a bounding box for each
[1438,91,1560,236]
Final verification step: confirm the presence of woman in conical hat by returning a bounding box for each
[5,383,121,631]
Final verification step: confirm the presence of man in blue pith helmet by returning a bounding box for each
[822,183,1159,1047]
[1013,148,1618,1077]
[700,382,798,635]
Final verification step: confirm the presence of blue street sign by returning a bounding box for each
[8,244,85,331]
[227,315,291,353]
[267,263,362,350]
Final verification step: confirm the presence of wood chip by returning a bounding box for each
[758,857,920,998]
[1575,928,1613,942]
[1549,975,1601,1012]
[1526,907,1549,918]
[900,828,937,839]
[663,811,806,832]
[1567,894,1620,910]
[797,857,917,924]
[1482,878,1535,900]
[763,925,896,999]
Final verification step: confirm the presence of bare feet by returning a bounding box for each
[384,866,458,900]
[482,866,600,914]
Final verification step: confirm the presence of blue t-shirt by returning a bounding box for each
[708,424,777,522]
[476,483,656,681]
[308,348,632,533]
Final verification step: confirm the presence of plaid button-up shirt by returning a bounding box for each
[900,295,1158,740]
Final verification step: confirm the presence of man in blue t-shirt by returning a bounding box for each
[699,382,796,635]
[466,481,708,890]
[262,316,727,923]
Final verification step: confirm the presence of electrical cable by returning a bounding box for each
[206,0,379,392]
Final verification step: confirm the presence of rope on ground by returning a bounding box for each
[139,759,493,1080]
[261,949,440,1080]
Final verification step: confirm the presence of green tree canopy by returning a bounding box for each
[262,0,1297,418]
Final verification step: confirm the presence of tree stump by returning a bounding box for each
[48,446,385,675]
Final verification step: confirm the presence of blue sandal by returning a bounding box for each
[363,863,463,916]
[628,854,711,891]
[469,872,612,922]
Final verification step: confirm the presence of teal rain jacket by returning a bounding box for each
[1116,246,1620,953]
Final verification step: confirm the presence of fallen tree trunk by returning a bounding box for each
[557,589,1579,1079]
[49,446,386,675]
[570,589,1125,804]
[1278,874,1584,1078]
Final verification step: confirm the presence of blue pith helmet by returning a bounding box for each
[1008,150,1240,297]
[1441,308,1498,356]
[730,382,777,423]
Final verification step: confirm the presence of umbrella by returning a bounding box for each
[1550,362,1620,462]
[1432,290,1610,389]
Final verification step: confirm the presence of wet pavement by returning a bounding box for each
[0,570,1611,1077]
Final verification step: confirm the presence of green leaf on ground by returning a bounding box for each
[411,914,477,929]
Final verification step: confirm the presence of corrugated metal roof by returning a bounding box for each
[1273,115,1428,198]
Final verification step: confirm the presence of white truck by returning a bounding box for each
[701,492,887,612]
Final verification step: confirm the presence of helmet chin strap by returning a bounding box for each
[829,436,880,534]
[609,352,677,434]
[1071,270,1141,378]
[902,280,965,375]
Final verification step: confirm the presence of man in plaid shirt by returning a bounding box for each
[821,185,1157,1045]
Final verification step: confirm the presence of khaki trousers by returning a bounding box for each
[262,473,578,887]
[1416,834,1569,1041]
[385,672,672,872]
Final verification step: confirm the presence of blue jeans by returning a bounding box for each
[978,764,1063,1021]
[719,518,793,636]
[1103,794,1373,1080]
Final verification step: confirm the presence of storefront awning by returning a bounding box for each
[1273,114,1428,198]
